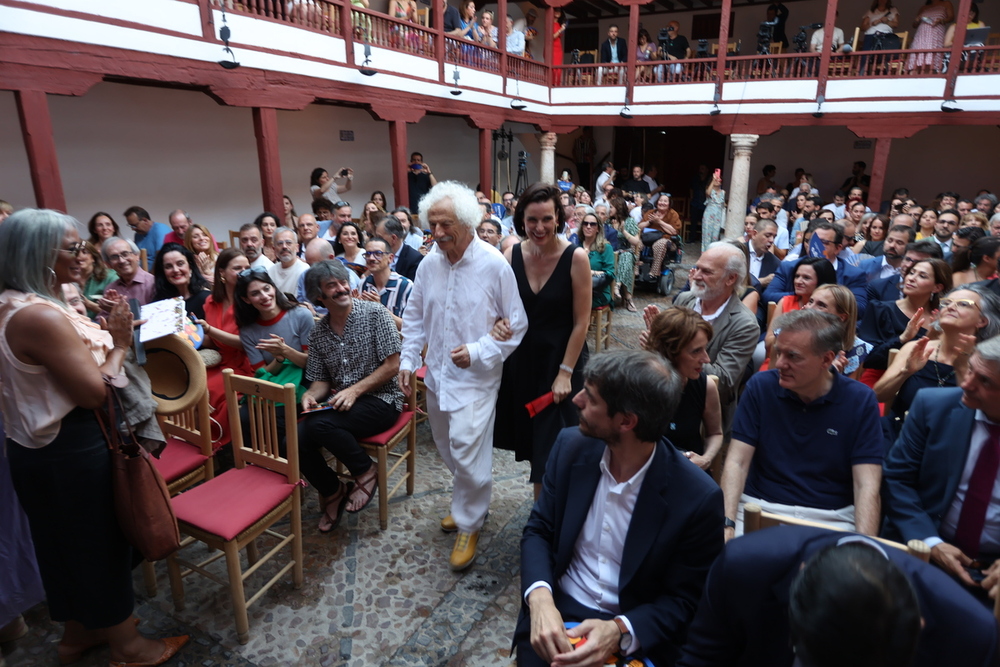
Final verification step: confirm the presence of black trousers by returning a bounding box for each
[296,395,398,497]
[7,408,134,629]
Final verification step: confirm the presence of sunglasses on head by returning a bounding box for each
[238,267,270,281]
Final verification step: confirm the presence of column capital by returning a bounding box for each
[729,133,759,150]
[539,131,558,149]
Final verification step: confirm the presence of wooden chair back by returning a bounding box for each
[139,248,148,272]
[850,26,861,52]
[894,30,909,50]
[769,41,783,54]
[229,229,241,249]
[223,369,299,485]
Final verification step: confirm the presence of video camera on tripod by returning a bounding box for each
[658,28,671,55]
[757,19,778,55]
[793,23,824,53]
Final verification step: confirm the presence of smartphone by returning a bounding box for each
[339,168,349,177]
[713,168,722,180]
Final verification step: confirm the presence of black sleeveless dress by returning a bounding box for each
[494,244,588,483]
[667,372,708,455]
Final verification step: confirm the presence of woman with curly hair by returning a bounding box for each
[86,212,120,246]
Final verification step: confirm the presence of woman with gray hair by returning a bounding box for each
[876,282,1000,442]
[0,210,188,665]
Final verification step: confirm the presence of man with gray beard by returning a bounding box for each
[644,242,758,432]
[267,227,308,295]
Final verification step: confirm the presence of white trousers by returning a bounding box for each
[426,388,497,534]
[734,493,856,537]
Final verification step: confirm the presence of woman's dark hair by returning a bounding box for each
[152,242,209,300]
[234,268,295,328]
[646,306,714,365]
[309,167,327,188]
[86,211,121,245]
[253,212,280,229]
[334,221,365,256]
[869,0,893,12]
[513,182,566,237]
[82,242,109,283]
[211,247,248,303]
[950,226,988,272]
[607,195,627,224]
[370,190,387,210]
[969,236,1000,268]
[794,257,837,290]
[864,214,888,241]
[910,258,953,311]
[638,28,651,45]
[970,2,980,22]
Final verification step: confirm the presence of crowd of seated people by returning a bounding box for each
[5,158,1000,667]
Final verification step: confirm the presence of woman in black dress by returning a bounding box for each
[493,183,592,498]
[151,242,211,319]
[644,306,723,471]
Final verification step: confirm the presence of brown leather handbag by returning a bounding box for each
[95,379,180,561]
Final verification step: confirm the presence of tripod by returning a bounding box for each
[492,128,513,196]
[514,152,530,196]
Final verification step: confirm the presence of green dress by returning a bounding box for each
[616,217,639,294]
[83,269,117,319]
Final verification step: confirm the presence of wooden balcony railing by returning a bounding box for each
[220,0,341,35]
[828,48,950,78]
[444,36,501,74]
[634,57,717,85]
[724,52,820,81]
[507,54,547,86]
[351,7,435,59]
[955,45,1000,74]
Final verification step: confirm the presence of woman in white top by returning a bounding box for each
[0,210,188,666]
[309,166,353,202]
[861,0,900,50]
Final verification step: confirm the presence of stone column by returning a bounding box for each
[724,133,759,239]
[539,132,557,185]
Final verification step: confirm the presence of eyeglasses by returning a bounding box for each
[581,222,599,227]
[366,250,388,259]
[238,267,270,281]
[59,241,87,257]
[106,250,135,263]
[274,239,298,247]
[333,201,350,209]
[939,298,981,312]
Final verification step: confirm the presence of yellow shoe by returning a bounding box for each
[449,531,479,571]
[440,514,457,533]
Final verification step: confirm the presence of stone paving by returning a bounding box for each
[2,251,695,667]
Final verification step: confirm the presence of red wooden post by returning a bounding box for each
[944,0,973,100]
[15,90,66,212]
[434,0,446,84]
[866,137,892,213]
[816,0,840,101]
[497,0,508,90]
[479,127,492,199]
[388,119,409,210]
[716,0,733,102]
[626,4,638,97]
[253,107,284,216]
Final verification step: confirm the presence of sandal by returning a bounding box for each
[347,468,378,514]
[318,484,352,534]
[624,297,637,313]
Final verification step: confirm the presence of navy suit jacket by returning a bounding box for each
[677,525,998,667]
[753,251,781,280]
[883,387,977,545]
[857,255,891,283]
[600,38,629,63]
[517,428,725,666]
[762,258,868,318]
[394,243,423,282]
[867,274,902,303]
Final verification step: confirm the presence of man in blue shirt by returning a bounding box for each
[124,205,170,262]
[721,310,883,540]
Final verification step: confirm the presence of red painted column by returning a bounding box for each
[944,0,973,99]
[544,5,554,84]
[15,90,66,212]
[197,0,214,40]
[253,107,284,215]
[866,137,892,213]
[434,0,446,84]
[497,0,508,92]
[626,4,638,98]
[716,0,733,102]
[479,128,492,198]
[816,0,840,101]
[388,120,409,210]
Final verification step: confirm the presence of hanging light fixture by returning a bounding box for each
[450,64,462,96]
[359,31,376,76]
[217,5,240,70]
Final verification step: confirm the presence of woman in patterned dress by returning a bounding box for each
[907,0,954,73]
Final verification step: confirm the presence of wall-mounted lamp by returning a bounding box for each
[813,94,825,119]
[450,65,462,96]
[217,6,240,70]
[941,99,962,112]
[619,96,633,119]
[359,35,376,76]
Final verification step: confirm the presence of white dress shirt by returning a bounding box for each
[250,254,274,270]
[524,445,655,656]
[400,238,527,412]
[749,251,764,279]
[877,256,901,280]
[927,411,1000,553]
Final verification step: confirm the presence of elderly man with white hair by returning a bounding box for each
[399,181,527,572]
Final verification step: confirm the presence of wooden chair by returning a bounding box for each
[414,365,428,425]
[743,503,932,563]
[229,229,241,249]
[850,26,861,52]
[766,301,778,368]
[887,31,910,74]
[711,41,738,55]
[335,373,417,530]
[139,248,148,272]
[769,42,784,54]
[166,370,303,644]
[590,305,612,352]
[416,7,429,27]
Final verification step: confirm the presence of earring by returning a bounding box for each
[46,267,57,285]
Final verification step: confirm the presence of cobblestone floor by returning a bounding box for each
[2,250,696,667]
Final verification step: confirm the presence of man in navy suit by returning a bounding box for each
[376,215,422,282]
[747,218,781,284]
[677,526,998,667]
[884,337,1000,595]
[857,224,914,283]
[763,221,869,318]
[515,350,724,667]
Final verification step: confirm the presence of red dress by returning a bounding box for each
[759,294,801,371]
[552,21,563,85]
[202,296,254,449]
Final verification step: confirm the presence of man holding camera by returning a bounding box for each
[658,22,690,77]
[407,152,438,212]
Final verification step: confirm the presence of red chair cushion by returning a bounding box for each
[151,437,208,484]
[360,411,414,446]
[415,366,426,380]
[172,465,296,541]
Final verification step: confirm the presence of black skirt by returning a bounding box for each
[7,407,134,629]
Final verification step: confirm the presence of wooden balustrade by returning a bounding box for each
[351,7,435,58]
[724,52,820,81]
[507,54,547,85]
[634,57,717,85]
[444,36,501,74]
[218,0,340,35]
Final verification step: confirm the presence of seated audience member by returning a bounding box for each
[916,208,938,239]
[572,213,615,308]
[100,237,155,309]
[763,257,836,366]
[783,220,818,263]
[858,258,951,373]
[198,248,255,448]
[515,350,724,667]
[722,310,883,537]
[883,336,1000,597]
[962,212,989,232]
[952,235,1000,287]
[325,201,354,242]
[284,195,299,230]
[358,201,382,241]
[184,223,219,287]
[657,243,758,431]
[639,195,681,280]
[334,221,366,274]
[858,224,915,283]
[821,190,847,219]
[644,307,723,471]
[809,22,845,52]
[867,239,943,303]
[163,209,192,246]
[676,528,999,667]
[76,241,118,318]
[235,268,314,440]
[267,227,309,296]
[952,226,987,258]
[853,213,888,256]
[476,219,502,248]
[296,213,320,258]
[747,219,781,283]
[151,242,211,319]
[296,238,361,313]
[974,193,997,217]
[876,284,1000,443]
[312,199,335,236]
[376,215,423,281]
[297,261,403,533]
[86,211,121,246]
[392,207,425,250]
[763,221,869,318]
[309,166,352,204]
[957,198,977,218]
[805,284,871,375]
[359,237,413,330]
[255,211,280,261]
[124,205,170,259]
[239,222,273,270]
[933,209,961,257]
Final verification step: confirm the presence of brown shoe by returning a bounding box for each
[449,531,479,571]
[108,635,189,667]
[440,514,458,533]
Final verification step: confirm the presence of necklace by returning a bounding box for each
[933,344,956,387]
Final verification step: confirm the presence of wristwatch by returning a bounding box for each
[613,616,631,653]
[724,517,736,530]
